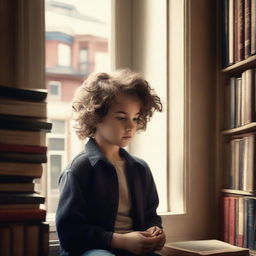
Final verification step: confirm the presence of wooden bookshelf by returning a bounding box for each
[217,0,256,252]
[222,55,256,74]
[221,122,256,136]
[221,189,256,196]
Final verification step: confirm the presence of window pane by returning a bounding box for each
[51,119,65,134]
[50,155,62,190]
[58,43,71,66]
[49,138,65,150]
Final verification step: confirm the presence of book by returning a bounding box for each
[228,0,234,65]
[0,203,39,210]
[0,115,52,131]
[244,0,251,59]
[39,223,50,256]
[0,143,47,154]
[0,98,47,118]
[0,129,46,146]
[246,197,256,249]
[0,182,35,192]
[0,193,45,204]
[0,208,46,222]
[222,0,229,67]
[235,0,245,62]
[0,162,43,178]
[10,224,24,256]
[0,224,11,256]
[0,152,47,163]
[24,224,40,256]
[161,239,249,256]
[0,86,47,101]
[251,0,256,54]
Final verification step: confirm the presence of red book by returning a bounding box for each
[0,143,47,154]
[229,197,237,245]
[0,208,46,222]
[223,196,230,242]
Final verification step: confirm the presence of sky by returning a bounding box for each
[45,0,111,37]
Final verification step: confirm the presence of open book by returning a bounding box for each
[160,240,249,256]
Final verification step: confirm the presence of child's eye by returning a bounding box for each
[116,116,126,120]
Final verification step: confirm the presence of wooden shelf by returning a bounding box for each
[222,55,256,74]
[221,122,256,136]
[221,189,256,196]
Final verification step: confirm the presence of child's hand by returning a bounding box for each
[146,226,166,250]
[146,226,163,236]
[121,231,159,255]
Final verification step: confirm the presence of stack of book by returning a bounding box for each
[224,69,256,129]
[224,134,256,192]
[0,86,52,256]
[222,0,256,67]
[220,195,256,251]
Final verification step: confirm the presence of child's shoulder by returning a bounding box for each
[64,150,92,174]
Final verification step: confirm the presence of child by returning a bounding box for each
[56,69,165,256]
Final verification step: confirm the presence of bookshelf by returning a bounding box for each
[218,0,256,254]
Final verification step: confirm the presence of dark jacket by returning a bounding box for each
[56,138,162,256]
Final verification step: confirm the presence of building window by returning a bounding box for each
[79,48,88,74]
[58,43,71,66]
[49,81,61,99]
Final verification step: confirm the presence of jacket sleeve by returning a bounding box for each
[143,163,163,230]
[55,170,113,255]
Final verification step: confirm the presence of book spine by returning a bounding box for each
[0,143,47,154]
[0,209,46,222]
[237,0,245,61]
[237,197,244,247]
[229,0,235,65]
[251,0,256,54]
[247,198,256,249]
[222,0,230,67]
[244,0,251,58]
[224,196,230,242]
[229,196,236,245]
[230,77,236,128]
[238,139,244,190]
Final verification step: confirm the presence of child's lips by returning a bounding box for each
[123,135,132,139]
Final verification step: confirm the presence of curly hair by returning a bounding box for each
[72,69,163,140]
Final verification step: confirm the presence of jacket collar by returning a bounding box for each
[85,138,138,167]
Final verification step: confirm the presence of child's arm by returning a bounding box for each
[56,170,113,255]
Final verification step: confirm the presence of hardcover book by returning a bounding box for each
[0,86,47,101]
[161,239,249,256]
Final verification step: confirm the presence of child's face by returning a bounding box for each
[94,94,141,149]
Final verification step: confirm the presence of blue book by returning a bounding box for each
[246,198,256,250]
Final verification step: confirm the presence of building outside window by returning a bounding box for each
[49,81,61,99]
[45,0,110,215]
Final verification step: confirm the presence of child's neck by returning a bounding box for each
[95,140,123,163]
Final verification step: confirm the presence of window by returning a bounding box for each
[49,81,61,99]
[58,43,71,66]
[45,0,111,216]
[79,48,88,74]
[47,119,66,213]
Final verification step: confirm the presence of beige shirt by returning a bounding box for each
[112,160,133,233]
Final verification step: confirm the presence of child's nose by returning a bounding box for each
[126,119,135,130]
